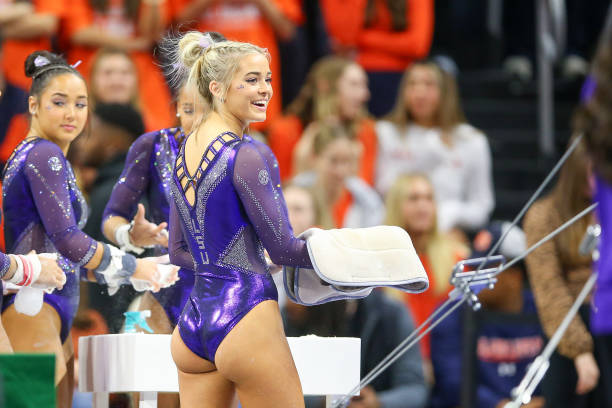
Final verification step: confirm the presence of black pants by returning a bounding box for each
[366,71,404,118]
[541,307,612,408]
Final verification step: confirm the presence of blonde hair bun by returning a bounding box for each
[164,31,269,111]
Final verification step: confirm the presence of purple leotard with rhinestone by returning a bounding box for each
[169,132,312,362]
[0,221,13,309]
[2,138,97,342]
[103,127,194,326]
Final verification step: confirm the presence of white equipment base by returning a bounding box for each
[78,333,360,407]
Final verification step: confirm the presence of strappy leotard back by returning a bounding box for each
[174,131,240,208]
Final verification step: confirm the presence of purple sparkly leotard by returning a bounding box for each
[2,138,98,342]
[169,132,312,362]
[0,225,13,310]
[103,127,194,326]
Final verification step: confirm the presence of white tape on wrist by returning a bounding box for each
[24,253,42,285]
[6,254,41,287]
[6,255,24,285]
[115,223,145,255]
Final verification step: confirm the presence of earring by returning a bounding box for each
[176,113,181,118]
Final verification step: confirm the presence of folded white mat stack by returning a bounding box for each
[284,226,429,306]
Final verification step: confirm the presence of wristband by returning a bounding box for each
[115,222,145,255]
[6,254,42,287]
[93,244,138,295]
[6,255,24,285]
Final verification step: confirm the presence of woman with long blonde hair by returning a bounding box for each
[384,173,466,359]
[167,32,314,407]
[376,61,494,233]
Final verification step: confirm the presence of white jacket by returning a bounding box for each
[375,121,494,231]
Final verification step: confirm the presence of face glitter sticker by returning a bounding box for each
[48,156,63,172]
[258,169,270,185]
[237,84,244,89]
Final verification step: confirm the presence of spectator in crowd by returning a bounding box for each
[88,48,140,118]
[0,0,65,90]
[268,56,376,184]
[81,103,145,334]
[430,221,545,408]
[383,173,466,368]
[293,123,384,229]
[284,183,319,237]
[376,61,494,234]
[284,292,427,408]
[0,34,28,167]
[171,0,302,130]
[68,50,142,190]
[320,0,433,116]
[523,136,609,407]
[64,0,173,131]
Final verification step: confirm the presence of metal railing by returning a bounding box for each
[537,0,566,156]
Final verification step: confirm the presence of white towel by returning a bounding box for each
[284,226,429,306]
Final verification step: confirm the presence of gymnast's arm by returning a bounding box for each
[102,132,167,248]
[25,141,159,288]
[25,142,101,269]
[232,142,312,268]
[168,201,196,270]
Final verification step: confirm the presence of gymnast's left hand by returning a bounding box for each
[130,204,169,248]
[132,258,163,292]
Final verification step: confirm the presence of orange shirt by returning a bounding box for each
[321,0,434,72]
[0,114,28,165]
[63,0,173,132]
[171,0,303,131]
[1,0,65,90]
[267,114,377,184]
[266,114,302,181]
[403,253,460,358]
[332,188,353,228]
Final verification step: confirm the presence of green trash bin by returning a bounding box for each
[0,353,55,408]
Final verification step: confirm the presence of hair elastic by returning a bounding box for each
[32,65,73,80]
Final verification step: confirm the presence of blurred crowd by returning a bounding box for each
[0,1,611,407]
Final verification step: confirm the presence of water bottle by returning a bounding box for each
[14,286,44,316]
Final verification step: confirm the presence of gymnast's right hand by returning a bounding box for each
[34,253,65,290]
[130,204,169,248]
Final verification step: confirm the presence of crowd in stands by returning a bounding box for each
[0,1,610,407]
